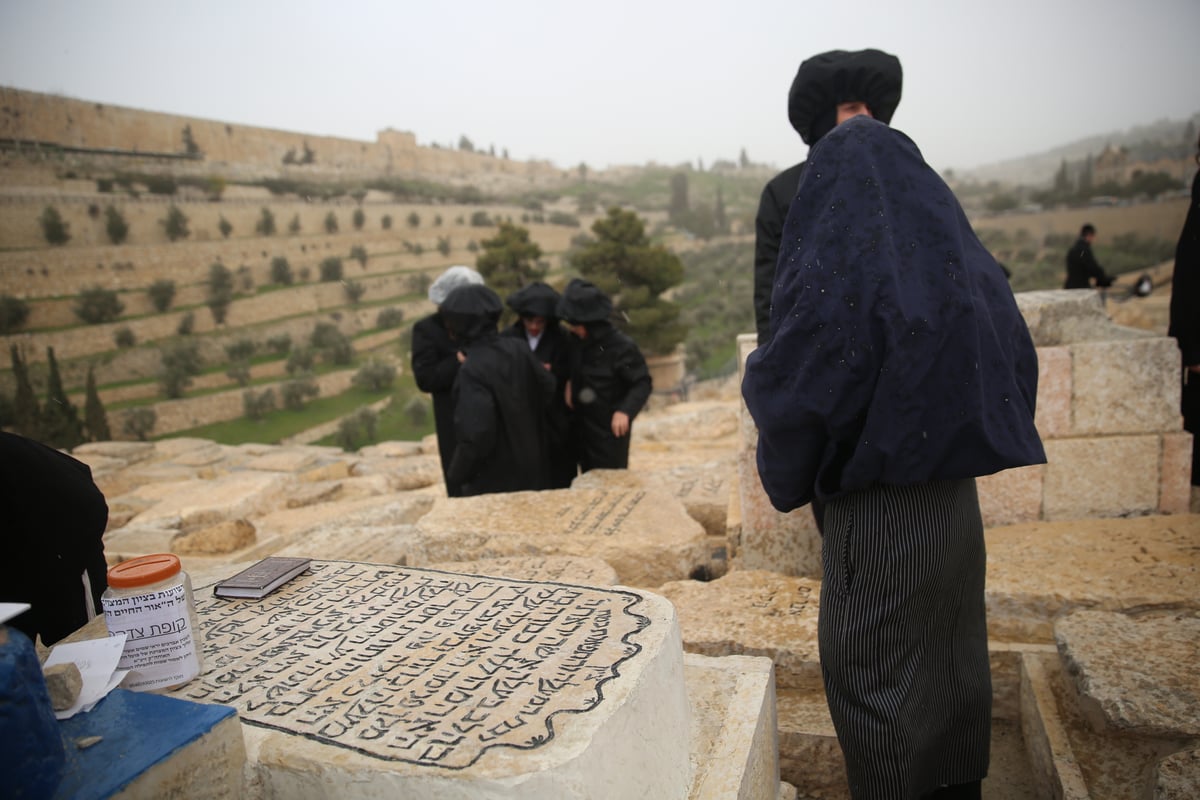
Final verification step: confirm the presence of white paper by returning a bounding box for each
[0,602,31,625]
[43,633,130,720]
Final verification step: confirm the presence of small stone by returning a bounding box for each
[173,518,256,555]
[43,662,83,710]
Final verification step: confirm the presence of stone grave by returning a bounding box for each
[143,560,781,799]
[409,489,711,588]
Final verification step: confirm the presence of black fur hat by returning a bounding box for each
[788,49,903,145]
[506,282,561,319]
[440,284,502,343]
[555,278,612,324]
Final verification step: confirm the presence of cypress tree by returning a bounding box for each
[10,344,39,438]
[84,365,111,442]
[40,346,84,449]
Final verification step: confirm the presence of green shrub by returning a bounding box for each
[286,346,315,374]
[177,311,195,335]
[352,208,365,231]
[376,307,404,329]
[0,295,31,334]
[40,205,71,245]
[324,211,338,234]
[547,211,580,227]
[226,363,251,386]
[105,205,129,244]
[74,286,124,324]
[470,210,493,227]
[282,378,319,410]
[147,279,176,312]
[407,211,421,228]
[352,359,397,392]
[144,175,176,195]
[218,215,233,238]
[270,256,294,285]
[343,280,366,304]
[206,262,235,324]
[113,326,136,348]
[159,340,202,398]
[436,236,451,255]
[243,388,276,421]
[319,257,344,282]
[266,333,292,355]
[255,207,276,236]
[310,322,353,365]
[288,214,301,234]
[161,204,190,241]
[123,407,157,441]
[224,338,257,361]
[349,245,368,267]
[381,214,393,230]
[404,395,429,426]
[336,407,378,451]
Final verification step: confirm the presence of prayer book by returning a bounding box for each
[212,557,311,599]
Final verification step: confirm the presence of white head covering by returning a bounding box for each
[428,265,484,305]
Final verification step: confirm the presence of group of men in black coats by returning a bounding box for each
[411,267,651,497]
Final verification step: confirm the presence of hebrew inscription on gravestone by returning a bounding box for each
[171,561,650,769]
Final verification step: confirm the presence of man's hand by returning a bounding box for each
[456,351,466,364]
[611,411,630,438]
[564,380,573,409]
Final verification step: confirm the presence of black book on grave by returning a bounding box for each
[213,557,312,599]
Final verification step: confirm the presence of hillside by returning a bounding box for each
[959,111,1200,186]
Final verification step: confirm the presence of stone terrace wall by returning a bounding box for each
[734,290,1192,578]
[0,86,566,185]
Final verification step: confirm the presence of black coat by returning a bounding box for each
[1063,237,1112,289]
[743,117,1046,512]
[502,321,576,487]
[754,161,807,345]
[0,432,109,645]
[1170,171,1200,367]
[447,333,556,495]
[410,312,464,496]
[567,322,652,471]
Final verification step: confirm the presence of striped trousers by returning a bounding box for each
[819,479,991,799]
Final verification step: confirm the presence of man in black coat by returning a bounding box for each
[0,432,109,645]
[754,49,903,345]
[502,282,576,488]
[556,279,652,472]
[440,284,556,496]
[411,266,484,496]
[1169,145,1200,486]
[1063,224,1114,289]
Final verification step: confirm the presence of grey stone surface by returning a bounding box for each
[1055,610,1200,738]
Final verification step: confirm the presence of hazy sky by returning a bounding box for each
[2,0,1198,173]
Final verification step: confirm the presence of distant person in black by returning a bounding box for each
[410,265,484,496]
[1063,224,1114,289]
[1169,134,1200,486]
[557,279,652,472]
[440,284,556,496]
[502,282,576,488]
[754,48,903,345]
[0,432,109,646]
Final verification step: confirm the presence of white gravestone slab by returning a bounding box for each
[172,561,691,799]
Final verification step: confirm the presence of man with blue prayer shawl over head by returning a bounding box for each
[742,115,1046,799]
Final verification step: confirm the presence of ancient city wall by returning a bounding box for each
[0,86,566,184]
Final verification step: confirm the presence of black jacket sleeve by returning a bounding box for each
[411,315,460,394]
[1170,172,1200,366]
[613,339,652,420]
[754,162,806,345]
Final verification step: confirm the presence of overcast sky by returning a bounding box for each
[1,0,1198,174]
